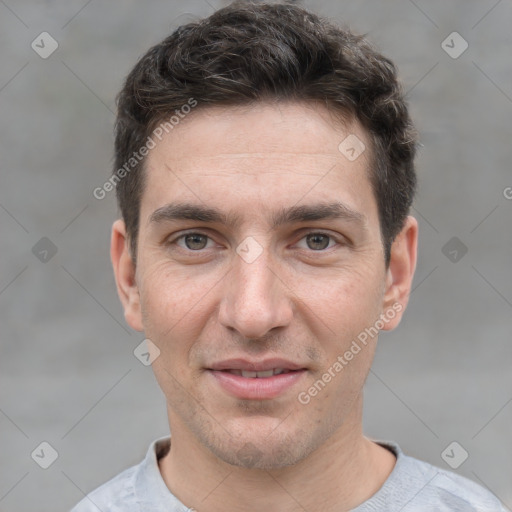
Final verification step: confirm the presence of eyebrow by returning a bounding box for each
[148,201,366,230]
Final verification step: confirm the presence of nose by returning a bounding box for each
[217,242,294,340]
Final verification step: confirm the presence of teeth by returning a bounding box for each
[226,368,290,378]
[254,369,274,378]
[241,370,258,378]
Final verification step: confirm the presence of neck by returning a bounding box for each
[158,396,395,512]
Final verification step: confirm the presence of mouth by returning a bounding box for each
[206,359,307,400]
[219,368,297,378]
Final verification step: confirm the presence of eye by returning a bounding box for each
[295,232,339,251]
[171,232,215,251]
[167,230,344,254]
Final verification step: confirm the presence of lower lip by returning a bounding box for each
[208,370,307,400]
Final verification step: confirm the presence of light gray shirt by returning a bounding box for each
[70,436,506,511]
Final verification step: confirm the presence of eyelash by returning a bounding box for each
[166,230,344,255]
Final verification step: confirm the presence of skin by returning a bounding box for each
[111,101,418,512]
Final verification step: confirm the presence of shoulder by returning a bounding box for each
[382,442,506,511]
[70,464,139,512]
[69,436,173,512]
[421,465,505,511]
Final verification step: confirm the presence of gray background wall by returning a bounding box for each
[1,1,511,510]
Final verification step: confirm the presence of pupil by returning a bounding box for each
[308,234,329,250]
[183,234,329,251]
[185,234,207,250]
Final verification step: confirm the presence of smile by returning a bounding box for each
[207,368,307,400]
[222,368,293,378]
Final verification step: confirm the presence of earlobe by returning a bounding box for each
[381,215,418,331]
[110,219,144,332]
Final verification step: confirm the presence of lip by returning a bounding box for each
[209,369,306,400]
[208,358,305,372]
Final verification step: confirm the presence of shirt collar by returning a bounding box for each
[133,435,407,511]
[134,435,192,511]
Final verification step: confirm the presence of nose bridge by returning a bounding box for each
[236,241,275,302]
[218,236,292,338]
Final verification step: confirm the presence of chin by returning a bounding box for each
[213,440,307,470]
[201,420,317,470]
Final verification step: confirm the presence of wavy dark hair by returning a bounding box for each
[114,1,417,266]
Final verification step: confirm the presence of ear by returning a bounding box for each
[380,215,418,331]
[110,219,144,332]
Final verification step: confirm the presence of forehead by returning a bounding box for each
[140,102,377,228]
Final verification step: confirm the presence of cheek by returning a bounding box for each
[301,264,384,339]
[138,262,201,346]
[137,259,228,368]
[296,265,384,405]
[140,257,208,319]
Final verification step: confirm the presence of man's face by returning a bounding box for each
[115,102,410,469]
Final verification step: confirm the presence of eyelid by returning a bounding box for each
[292,230,346,251]
[166,230,218,248]
[166,229,348,252]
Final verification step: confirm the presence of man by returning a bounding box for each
[72,2,505,510]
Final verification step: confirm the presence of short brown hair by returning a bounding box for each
[114,1,417,266]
